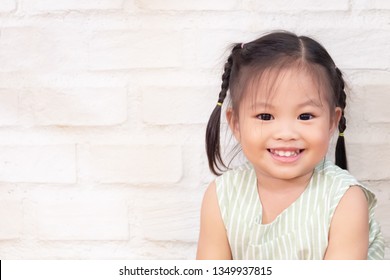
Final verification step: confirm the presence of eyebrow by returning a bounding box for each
[251,99,322,110]
[251,102,274,110]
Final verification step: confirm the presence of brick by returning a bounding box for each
[346,71,390,131]
[88,12,250,32]
[247,0,349,11]
[135,189,202,242]
[88,31,181,70]
[23,0,124,11]
[126,69,218,88]
[34,195,128,240]
[142,87,216,125]
[78,145,182,184]
[0,89,19,126]
[0,200,22,239]
[353,0,390,9]
[348,144,390,181]
[349,70,390,87]
[0,27,88,72]
[182,144,214,184]
[182,30,252,68]
[317,29,390,69]
[135,0,239,10]
[344,87,377,132]
[31,87,127,126]
[132,243,197,260]
[361,85,390,123]
[0,0,15,12]
[0,145,76,183]
[0,72,128,89]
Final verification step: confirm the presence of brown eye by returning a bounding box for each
[257,113,274,121]
[298,113,314,120]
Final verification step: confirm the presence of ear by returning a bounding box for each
[330,107,342,135]
[226,108,241,141]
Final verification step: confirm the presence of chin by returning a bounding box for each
[275,172,302,180]
[268,167,312,181]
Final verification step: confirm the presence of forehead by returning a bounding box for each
[241,65,331,109]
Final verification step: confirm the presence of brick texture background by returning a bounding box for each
[0,0,389,259]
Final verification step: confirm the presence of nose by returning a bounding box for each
[273,120,299,141]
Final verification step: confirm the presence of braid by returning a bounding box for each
[335,67,348,170]
[218,55,234,103]
[206,44,241,175]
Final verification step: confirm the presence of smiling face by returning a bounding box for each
[228,66,341,183]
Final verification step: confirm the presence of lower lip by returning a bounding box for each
[268,150,303,163]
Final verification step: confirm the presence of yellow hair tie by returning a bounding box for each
[339,132,344,137]
[217,102,223,107]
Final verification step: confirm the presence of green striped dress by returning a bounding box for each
[216,160,385,259]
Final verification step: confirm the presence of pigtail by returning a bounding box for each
[206,45,240,175]
[335,68,348,170]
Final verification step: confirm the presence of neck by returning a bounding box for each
[255,168,314,192]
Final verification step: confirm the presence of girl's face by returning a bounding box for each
[227,67,341,182]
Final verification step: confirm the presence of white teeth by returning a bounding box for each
[271,149,300,157]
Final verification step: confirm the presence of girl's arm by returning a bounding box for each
[324,186,369,260]
[196,181,232,260]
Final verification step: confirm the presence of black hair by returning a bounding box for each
[206,31,348,176]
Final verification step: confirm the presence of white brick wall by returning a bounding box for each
[34,195,129,241]
[0,0,15,12]
[135,0,240,11]
[0,200,23,239]
[248,0,349,11]
[22,0,125,12]
[0,89,19,125]
[0,0,389,260]
[31,88,128,126]
[78,145,182,184]
[0,145,76,183]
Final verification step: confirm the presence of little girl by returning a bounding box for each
[197,31,385,260]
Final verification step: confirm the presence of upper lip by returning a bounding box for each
[268,147,304,151]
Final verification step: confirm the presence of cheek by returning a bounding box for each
[241,126,269,154]
[306,126,333,150]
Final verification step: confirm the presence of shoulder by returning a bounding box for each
[199,182,221,230]
[335,186,369,215]
[324,185,369,259]
[201,181,218,210]
[318,161,377,259]
[216,163,254,181]
[215,163,255,194]
[196,181,232,259]
[214,163,255,211]
[315,160,377,213]
[314,160,358,185]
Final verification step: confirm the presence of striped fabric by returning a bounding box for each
[216,160,385,260]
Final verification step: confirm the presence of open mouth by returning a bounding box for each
[268,149,304,157]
